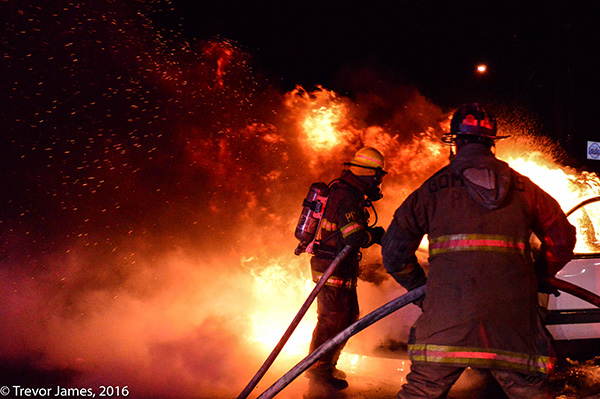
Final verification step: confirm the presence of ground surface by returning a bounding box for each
[255,344,600,399]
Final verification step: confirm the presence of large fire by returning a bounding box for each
[2,3,600,398]
[242,86,600,393]
[499,149,600,253]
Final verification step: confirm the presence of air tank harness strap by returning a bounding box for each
[312,271,357,290]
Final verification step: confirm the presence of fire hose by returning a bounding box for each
[252,276,600,399]
[542,276,600,308]
[255,285,427,399]
[235,244,353,399]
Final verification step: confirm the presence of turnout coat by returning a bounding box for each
[382,144,576,375]
[311,169,379,286]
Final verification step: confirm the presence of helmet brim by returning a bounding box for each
[442,132,510,144]
[343,162,387,176]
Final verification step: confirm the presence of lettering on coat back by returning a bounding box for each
[428,172,464,193]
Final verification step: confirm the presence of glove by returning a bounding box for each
[369,226,385,245]
[413,294,425,310]
[538,277,561,297]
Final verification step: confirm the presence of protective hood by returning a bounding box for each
[450,144,512,210]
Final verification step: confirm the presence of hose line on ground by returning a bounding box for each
[255,285,427,399]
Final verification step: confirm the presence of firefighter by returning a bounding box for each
[306,147,387,391]
[381,103,576,399]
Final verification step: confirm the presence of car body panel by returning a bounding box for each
[547,196,600,341]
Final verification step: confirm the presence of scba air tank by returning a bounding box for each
[294,182,330,255]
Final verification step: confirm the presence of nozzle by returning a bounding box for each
[294,243,306,256]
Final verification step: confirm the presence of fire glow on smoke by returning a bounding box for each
[1,2,600,399]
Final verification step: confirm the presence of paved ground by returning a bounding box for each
[261,353,512,399]
[3,346,600,399]
[300,368,509,399]
[258,348,600,399]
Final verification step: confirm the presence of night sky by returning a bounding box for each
[165,0,600,170]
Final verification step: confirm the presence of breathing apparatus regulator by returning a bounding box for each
[442,103,509,160]
[294,147,386,256]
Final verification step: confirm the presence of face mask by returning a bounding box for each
[366,185,383,202]
[360,175,383,202]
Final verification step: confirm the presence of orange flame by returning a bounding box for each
[242,253,315,357]
[285,86,358,154]
[500,151,600,253]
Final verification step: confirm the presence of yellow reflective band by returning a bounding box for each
[355,152,384,168]
[320,219,339,232]
[408,344,554,374]
[341,222,363,238]
[429,234,526,255]
[312,271,357,289]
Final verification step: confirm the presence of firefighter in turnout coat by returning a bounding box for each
[307,147,387,391]
[382,103,576,399]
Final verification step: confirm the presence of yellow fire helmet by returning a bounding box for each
[345,147,387,177]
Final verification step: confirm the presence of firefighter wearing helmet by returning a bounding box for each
[382,103,576,398]
[306,146,387,391]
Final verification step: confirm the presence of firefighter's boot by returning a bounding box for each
[306,361,348,390]
[333,367,346,379]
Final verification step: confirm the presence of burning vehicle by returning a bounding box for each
[547,196,600,354]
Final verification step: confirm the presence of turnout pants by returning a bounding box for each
[396,362,553,399]
[308,284,359,374]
